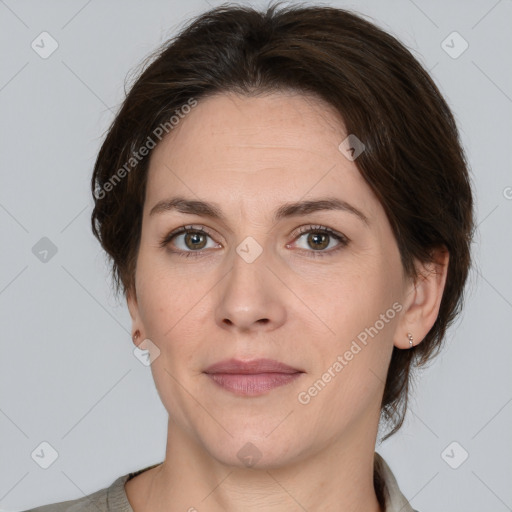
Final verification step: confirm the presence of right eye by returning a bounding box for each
[159,225,221,257]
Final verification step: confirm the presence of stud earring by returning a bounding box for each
[132,330,140,343]
[407,332,414,348]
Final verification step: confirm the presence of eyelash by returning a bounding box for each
[158,224,349,259]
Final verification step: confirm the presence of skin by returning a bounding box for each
[125,91,449,512]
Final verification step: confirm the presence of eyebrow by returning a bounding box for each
[149,196,369,225]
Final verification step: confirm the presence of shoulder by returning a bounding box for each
[375,452,420,512]
[19,474,131,512]
[20,463,162,512]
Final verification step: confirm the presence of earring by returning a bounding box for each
[132,330,140,343]
[407,332,414,348]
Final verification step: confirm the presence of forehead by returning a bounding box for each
[144,91,380,222]
[151,91,346,165]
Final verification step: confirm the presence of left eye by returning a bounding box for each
[291,225,348,254]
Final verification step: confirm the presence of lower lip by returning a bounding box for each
[206,372,302,396]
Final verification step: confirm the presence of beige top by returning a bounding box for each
[23,453,417,512]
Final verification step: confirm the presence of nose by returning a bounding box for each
[214,246,287,333]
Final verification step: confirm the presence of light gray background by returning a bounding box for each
[1,0,511,510]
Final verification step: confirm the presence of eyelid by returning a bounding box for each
[286,224,349,257]
[158,224,221,248]
[291,224,349,243]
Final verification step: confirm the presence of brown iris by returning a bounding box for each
[307,232,329,250]
[185,232,208,250]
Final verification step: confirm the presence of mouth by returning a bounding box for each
[203,358,304,396]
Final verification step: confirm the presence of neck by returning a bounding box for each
[135,415,383,512]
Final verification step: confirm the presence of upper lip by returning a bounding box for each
[204,358,303,374]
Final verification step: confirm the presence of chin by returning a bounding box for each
[198,427,309,471]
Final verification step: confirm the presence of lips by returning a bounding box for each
[204,358,302,374]
[204,358,304,396]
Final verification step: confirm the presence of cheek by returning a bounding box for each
[321,260,400,336]
[300,286,398,427]
[306,255,402,389]
[134,257,207,417]
[135,254,191,338]
[135,252,215,366]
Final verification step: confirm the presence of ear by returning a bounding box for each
[394,246,450,349]
[126,285,144,348]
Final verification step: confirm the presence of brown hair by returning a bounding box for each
[91,2,474,438]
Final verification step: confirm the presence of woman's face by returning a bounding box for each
[128,91,411,468]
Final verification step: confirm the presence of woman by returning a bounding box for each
[24,2,474,511]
